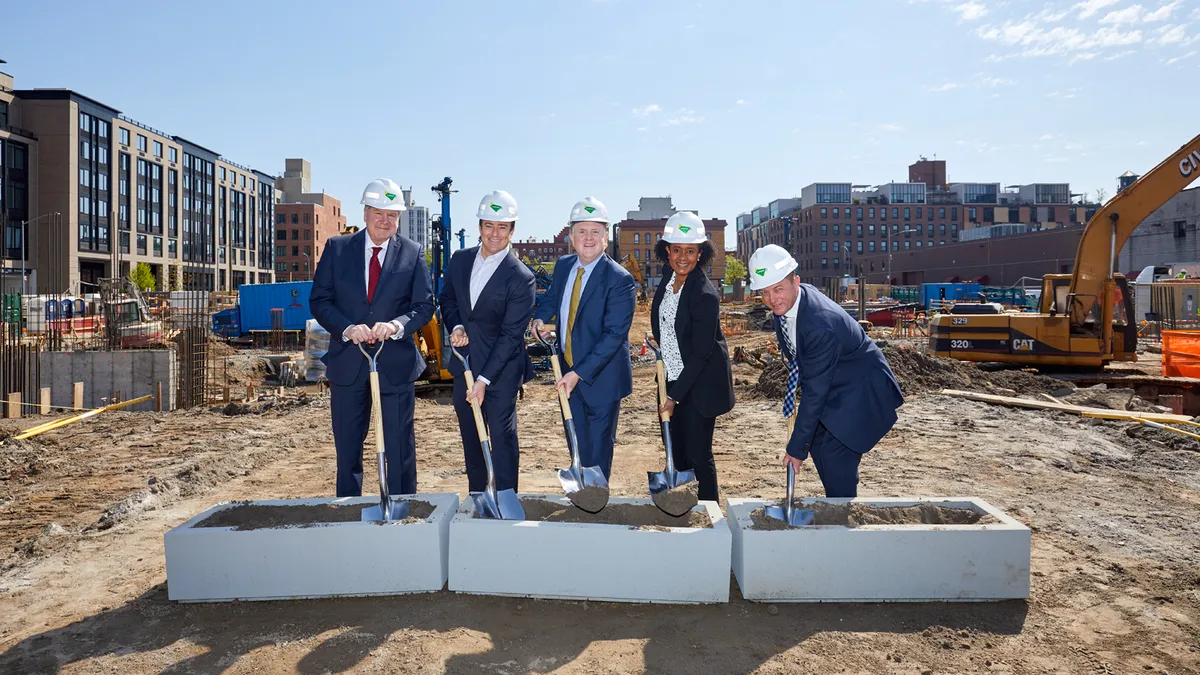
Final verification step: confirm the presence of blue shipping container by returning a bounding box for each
[921,282,982,310]
[238,282,314,333]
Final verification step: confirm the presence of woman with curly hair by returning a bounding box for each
[648,212,735,502]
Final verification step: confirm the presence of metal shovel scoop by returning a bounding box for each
[536,331,609,513]
[764,399,815,526]
[643,334,698,517]
[450,343,524,520]
[357,340,411,523]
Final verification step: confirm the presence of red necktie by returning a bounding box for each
[367,246,382,302]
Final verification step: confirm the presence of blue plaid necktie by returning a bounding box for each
[779,315,799,418]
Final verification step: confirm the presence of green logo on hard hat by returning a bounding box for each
[755,268,767,276]
[584,206,595,214]
[384,192,396,201]
[490,203,502,212]
[679,225,691,233]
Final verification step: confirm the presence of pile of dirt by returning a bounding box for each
[567,485,610,513]
[195,500,435,531]
[750,344,1074,399]
[652,482,699,516]
[0,438,43,486]
[515,499,711,529]
[212,395,312,416]
[749,502,1000,530]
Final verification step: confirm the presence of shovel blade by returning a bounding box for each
[470,491,502,520]
[496,489,525,520]
[558,466,610,513]
[648,469,699,517]
[763,504,815,527]
[360,499,412,523]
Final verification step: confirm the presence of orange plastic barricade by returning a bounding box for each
[1161,329,1200,378]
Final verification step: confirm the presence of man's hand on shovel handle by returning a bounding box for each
[658,397,676,417]
[345,324,374,344]
[531,319,553,339]
[784,454,805,471]
[450,327,469,347]
[466,379,487,405]
[556,371,580,397]
[370,322,397,342]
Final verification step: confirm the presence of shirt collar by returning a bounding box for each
[477,245,511,264]
[574,254,604,274]
[784,286,801,322]
[366,233,391,254]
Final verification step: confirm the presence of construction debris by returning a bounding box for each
[939,389,1195,424]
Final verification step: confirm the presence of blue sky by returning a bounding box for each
[6,0,1198,248]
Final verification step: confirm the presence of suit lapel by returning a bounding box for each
[575,254,608,315]
[351,231,369,303]
[468,249,514,321]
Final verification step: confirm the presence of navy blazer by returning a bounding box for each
[779,283,904,459]
[650,271,735,419]
[439,246,536,390]
[309,230,435,387]
[533,253,636,406]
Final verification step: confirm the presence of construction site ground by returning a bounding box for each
[1,305,1198,674]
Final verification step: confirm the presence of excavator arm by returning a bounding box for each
[1069,133,1200,326]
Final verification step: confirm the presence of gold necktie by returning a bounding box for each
[564,267,585,366]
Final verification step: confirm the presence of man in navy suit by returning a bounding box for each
[309,178,435,497]
[532,197,636,479]
[440,190,536,493]
[749,244,904,498]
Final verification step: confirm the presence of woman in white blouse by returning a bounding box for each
[648,212,735,501]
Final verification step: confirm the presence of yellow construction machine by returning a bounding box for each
[618,254,649,304]
[930,132,1200,367]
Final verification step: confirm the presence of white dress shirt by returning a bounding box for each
[557,255,604,352]
[451,246,511,387]
[659,272,686,381]
[342,234,405,342]
[779,289,801,357]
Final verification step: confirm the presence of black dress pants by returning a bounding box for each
[667,387,720,502]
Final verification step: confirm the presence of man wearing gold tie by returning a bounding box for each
[532,197,636,479]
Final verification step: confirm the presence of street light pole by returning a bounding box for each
[886,225,919,287]
[18,212,61,295]
[302,252,311,281]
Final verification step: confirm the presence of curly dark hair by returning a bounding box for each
[654,239,715,267]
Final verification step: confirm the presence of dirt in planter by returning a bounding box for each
[195,500,435,531]
[511,499,711,529]
[565,485,610,513]
[652,481,699,516]
[749,502,1000,530]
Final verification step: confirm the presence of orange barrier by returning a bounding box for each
[1161,329,1200,377]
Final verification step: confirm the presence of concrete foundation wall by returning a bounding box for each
[40,349,176,411]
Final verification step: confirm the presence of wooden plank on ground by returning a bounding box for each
[938,388,1195,423]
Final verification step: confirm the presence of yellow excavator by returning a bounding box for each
[930,132,1200,367]
[618,254,649,304]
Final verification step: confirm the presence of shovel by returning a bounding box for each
[450,343,524,520]
[357,340,411,523]
[536,330,609,513]
[764,392,815,526]
[643,334,698,517]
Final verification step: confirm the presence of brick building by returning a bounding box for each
[613,218,728,289]
[512,226,570,262]
[272,158,345,281]
[735,198,801,265]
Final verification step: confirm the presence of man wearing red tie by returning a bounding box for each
[309,178,435,497]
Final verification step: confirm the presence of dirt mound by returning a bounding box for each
[211,395,312,416]
[750,343,1073,399]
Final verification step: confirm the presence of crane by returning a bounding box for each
[929,132,1200,367]
[413,177,456,384]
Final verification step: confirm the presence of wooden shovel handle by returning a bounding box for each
[785,388,799,436]
[550,354,573,420]
[656,359,670,422]
[369,371,386,451]
[462,368,490,442]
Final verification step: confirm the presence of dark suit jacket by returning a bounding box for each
[309,230,435,387]
[533,253,635,406]
[439,246,536,391]
[778,283,904,459]
[650,271,735,419]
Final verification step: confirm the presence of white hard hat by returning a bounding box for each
[569,197,610,225]
[360,178,407,211]
[663,212,706,244]
[748,244,798,291]
[477,190,518,223]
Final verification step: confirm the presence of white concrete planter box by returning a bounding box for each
[164,493,459,602]
[449,495,732,604]
[728,497,1030,602]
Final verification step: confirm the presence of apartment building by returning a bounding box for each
[512,226,570,262]
[0,65,37,293]
[272,158,346,281]
[10,74,275,293]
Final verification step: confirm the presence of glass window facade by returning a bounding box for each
[815,184,851,204]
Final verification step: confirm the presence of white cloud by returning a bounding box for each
[925,82,962,91]
[631,104,661,117]
[1076,0,1120,19]
[662,109,703,126]
[1099,5,1148,24]
[952,1,988,20]
[979,75,1016,86]
[1070,51,1099,63]
[1165,49,1197,63]
[976,21,1143,58]
[878,123,905,132]
[1155,23,1189,43]
[1033,7,1071,22]
[1039,133,1055,141]
[1104,49,1138,59]
[636,127,647,132]
[1144,1,1183,22]
[736,99,747,105]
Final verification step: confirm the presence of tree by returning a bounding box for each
[130,262,156,292]
[724,255,747,286]
[1095,188,1108,204]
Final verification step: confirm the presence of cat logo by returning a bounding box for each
[1012,338,1035,351]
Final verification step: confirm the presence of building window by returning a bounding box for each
[833,208,840,218]
[856,207,863,220]
[833,224,839,235]
[291,214,298,225]
[904,207,911,220]
[277,229,286,240]
[220,167,227,181]
[832,257,839,267]
[869,224,876,235]
[833,241,840,252]
[276,214,285,224]
[304,213,311,225]
[869,241,876,252]
[820,208,827,219]
[892,208,899,219]
[137,134,147,152]
[951,207,959,221]
[856,241,863,254]
[276,246,286,257]
[168,147,177,162]
[821,241,828,252]
[153,140,163,157]
[292,229,299,239]
[633,233,639,244]
[856,225,863,237]
[939,207,946,218]
[868,207,875,218]
[820,224,827,235]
